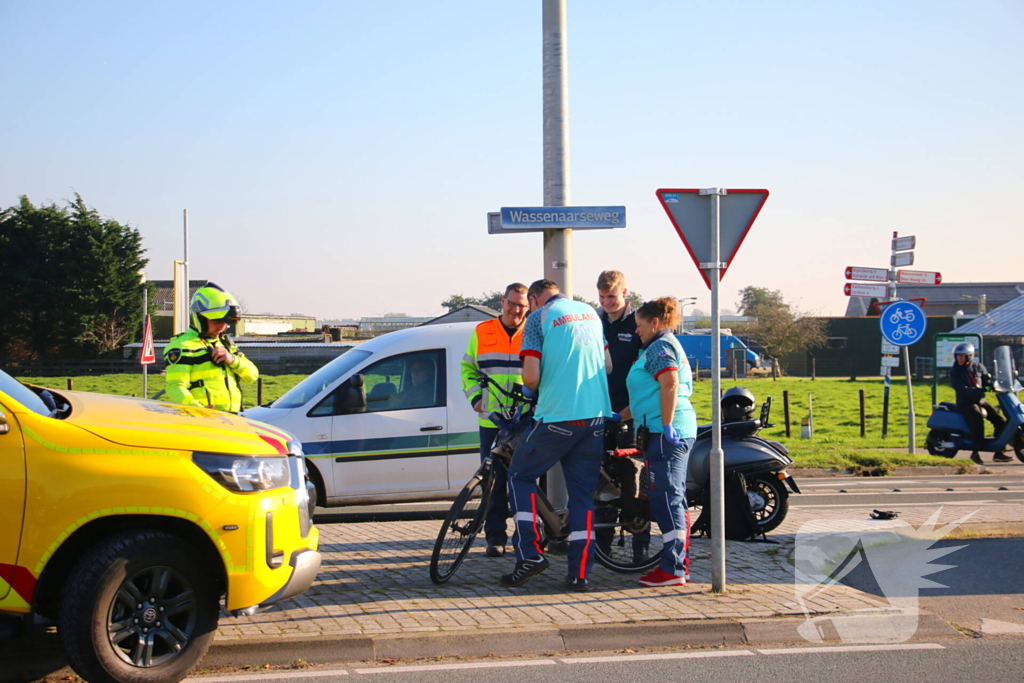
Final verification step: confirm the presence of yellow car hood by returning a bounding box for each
[61,391,293,455]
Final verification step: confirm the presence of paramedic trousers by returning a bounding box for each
[507,418,605,580]
[644,434,694,577]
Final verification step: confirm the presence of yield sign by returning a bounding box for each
[140,315,156,365]
[656,188,769,289]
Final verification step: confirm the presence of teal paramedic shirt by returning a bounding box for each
[625,330,697,437]
[520,294,612,423]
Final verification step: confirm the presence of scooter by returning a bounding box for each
[925,345,1024,463]
[685,388,800,535]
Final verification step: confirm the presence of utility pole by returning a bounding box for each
[542,0,571,507]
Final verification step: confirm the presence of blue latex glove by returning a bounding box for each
[488,412,511,429]
[663,424,683,447]
[521,385,537,400]
[605,412,622,424]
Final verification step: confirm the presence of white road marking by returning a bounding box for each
[980,618,1024,635]
[757,643,945,655]
[353,659,557,674]
[192,670,348,681]
[561,650,756,663]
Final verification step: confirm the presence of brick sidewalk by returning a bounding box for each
[214,499,1024,642]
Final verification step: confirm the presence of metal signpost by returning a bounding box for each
[656,187,769,593]
[844,233,941,450]
[880,300,927,452]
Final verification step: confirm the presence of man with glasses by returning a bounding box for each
[460,283,530,557]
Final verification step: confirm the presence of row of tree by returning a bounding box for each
[0,195,149,361]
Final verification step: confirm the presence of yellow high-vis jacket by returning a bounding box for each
[163,329,259,413]
[460,317,524,428]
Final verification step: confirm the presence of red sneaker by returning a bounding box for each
[639,568,688,587]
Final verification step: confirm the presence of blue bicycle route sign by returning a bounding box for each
[880,300,927,346]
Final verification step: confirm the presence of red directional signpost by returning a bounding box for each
[656,187,769,594]
[897,270,942,285]
[844,282,888,298]
[845,266,888,283]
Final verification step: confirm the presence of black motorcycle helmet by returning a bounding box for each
[722,386,756,422]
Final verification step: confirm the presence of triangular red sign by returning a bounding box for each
[140,315,156,365]
[656,188,769,289]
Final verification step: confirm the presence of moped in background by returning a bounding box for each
[925,345,1024,462]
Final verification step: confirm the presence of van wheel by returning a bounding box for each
[306,459,327,507]
[58,531,219,683]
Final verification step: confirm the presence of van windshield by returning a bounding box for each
[0,368,54,417]
[271,349,372,409]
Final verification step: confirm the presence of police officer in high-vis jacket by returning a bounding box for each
[163,282,259,414]
[460,283,529,557]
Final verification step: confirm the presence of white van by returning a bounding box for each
[245,322,484,507]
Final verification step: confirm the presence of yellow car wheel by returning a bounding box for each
[58,531,219,683]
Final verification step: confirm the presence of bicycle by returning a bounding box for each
[428,374,663,585]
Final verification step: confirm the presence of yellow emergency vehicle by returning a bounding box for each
[0,368,321,683]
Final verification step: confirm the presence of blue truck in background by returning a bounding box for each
[674,332,762,372]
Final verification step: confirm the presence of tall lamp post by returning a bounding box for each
[677,297,698,333]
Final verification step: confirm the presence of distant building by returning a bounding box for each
[357,315,434,334]
[423,305,499,326]
[844,282,1024,317]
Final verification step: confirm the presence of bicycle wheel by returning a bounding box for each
[592,500,664,573]
[429,472,494,585]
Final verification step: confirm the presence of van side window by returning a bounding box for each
[363,349,446,413]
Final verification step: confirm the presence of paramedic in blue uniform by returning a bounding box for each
[500,279,613,592]
[621,297,697,587]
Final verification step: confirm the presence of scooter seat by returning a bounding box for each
[695,420,761,438]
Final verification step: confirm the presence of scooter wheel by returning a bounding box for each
[925,429,958,458]
[1013,431,1024,464]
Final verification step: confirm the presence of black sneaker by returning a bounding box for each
[499,556,550,587]
[970,452,983,464]
[565,576,589,592]
[993,453,1013,463]
[486,543,506,558]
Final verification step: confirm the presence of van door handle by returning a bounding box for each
[420,425,443,432]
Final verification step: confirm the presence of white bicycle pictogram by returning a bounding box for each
[890,323,919,341]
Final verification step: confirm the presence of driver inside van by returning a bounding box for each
[397,357,437,409]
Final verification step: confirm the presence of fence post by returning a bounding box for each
[67,378,73,391]
[783,390,792,438]
[811,357,816,380]
[772,358,779,380]
[257,377,264,406]
[859,389,866,437]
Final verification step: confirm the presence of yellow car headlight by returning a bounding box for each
[192,453,290,492]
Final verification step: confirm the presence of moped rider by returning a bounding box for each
[950,342,1011,464]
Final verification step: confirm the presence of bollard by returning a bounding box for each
[257,377,264,406]
[801,394,814,438]
[67,378,73,391]
[811,357,816,380]
[859,389,866,437]
[786,389,794,438]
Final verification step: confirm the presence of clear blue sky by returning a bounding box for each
[2,1,1021,319]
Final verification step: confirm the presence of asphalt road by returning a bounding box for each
[190,639,1024,682]
[314,474,1024,523]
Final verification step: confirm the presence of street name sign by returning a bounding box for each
[655,188,769,289]
[891,252,914,267]
[892,235,916,251]
[845,266,888,282]
[498,206,626,231]
[845,282,888,298]
[880,300,927,346]
[897,269,942,285]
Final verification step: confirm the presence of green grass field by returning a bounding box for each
[20,373,978,471]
